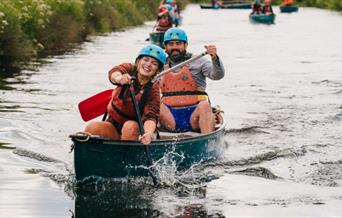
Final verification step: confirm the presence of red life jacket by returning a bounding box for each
[160,65,207,107]
[107,82,152,126]
[263,4,273,14]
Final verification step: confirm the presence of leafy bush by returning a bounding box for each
[0,0,171,71]
[0,1,35,69]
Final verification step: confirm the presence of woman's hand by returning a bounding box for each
[110,71,132,85]
[139,120,156,144]
[119,73,132,85]
[139,132,153,145]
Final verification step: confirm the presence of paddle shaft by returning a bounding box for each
[129,83,159,186]
[152,52,207,83]
[129,84,144,134]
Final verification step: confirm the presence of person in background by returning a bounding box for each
[211,0,223,8]
[283,0,294,6]
[167,0,181,26]
[156,5,173,32]
[158,28,225,134]
[251,0,262,14]
[84,45,167,145]
[262,0,273,14]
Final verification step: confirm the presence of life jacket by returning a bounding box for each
[263,4,273,14]
[284,0,293,6]
[160,64,207,107]
[107,81,152,126]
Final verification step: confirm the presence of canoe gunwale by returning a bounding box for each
[70,119,227,147]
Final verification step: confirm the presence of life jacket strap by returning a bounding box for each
[138,81,153,114]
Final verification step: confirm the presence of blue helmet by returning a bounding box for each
[164,4,174,11]
[137,44,167,66]
[165,0,174,4]
[163,27,188,44]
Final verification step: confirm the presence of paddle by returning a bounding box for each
[128,80,159,186]
[152,51,207,82]
[78,89,113,121]
[78,52,208,121]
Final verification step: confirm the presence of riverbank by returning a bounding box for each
[0,0,340,73]
[0,0,188,73]
[297,0,342,10]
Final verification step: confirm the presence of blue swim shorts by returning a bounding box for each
[165,104,197,132]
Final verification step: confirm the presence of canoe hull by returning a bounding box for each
[280,5,299,13]
[71,123,226,181]
[149,31,165,48]
[249,13,275,24]
[200,3,251,9]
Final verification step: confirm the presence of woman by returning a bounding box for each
[156,5,173,32]
[84,44,167,144]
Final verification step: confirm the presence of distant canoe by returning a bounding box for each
[149,31,165,48]
[280,5,299,13]
[200,4,220,9]
[249,13,275,24]
[200,3,251,9]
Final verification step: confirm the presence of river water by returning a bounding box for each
[1,4,342,218]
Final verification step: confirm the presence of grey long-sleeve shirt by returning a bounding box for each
[168,53,225,90]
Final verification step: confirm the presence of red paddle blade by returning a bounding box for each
[78,89,113,121]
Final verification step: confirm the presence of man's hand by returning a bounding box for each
[205,45,218,60]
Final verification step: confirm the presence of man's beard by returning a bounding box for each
[169,49,187,62]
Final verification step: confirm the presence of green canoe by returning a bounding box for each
[249,13,276,24]
[200,3,251,9]
[149,31,165,48]
[70,117,226,182]
[280,5,299,13]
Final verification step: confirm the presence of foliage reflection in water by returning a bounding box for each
[72,175,224,218]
